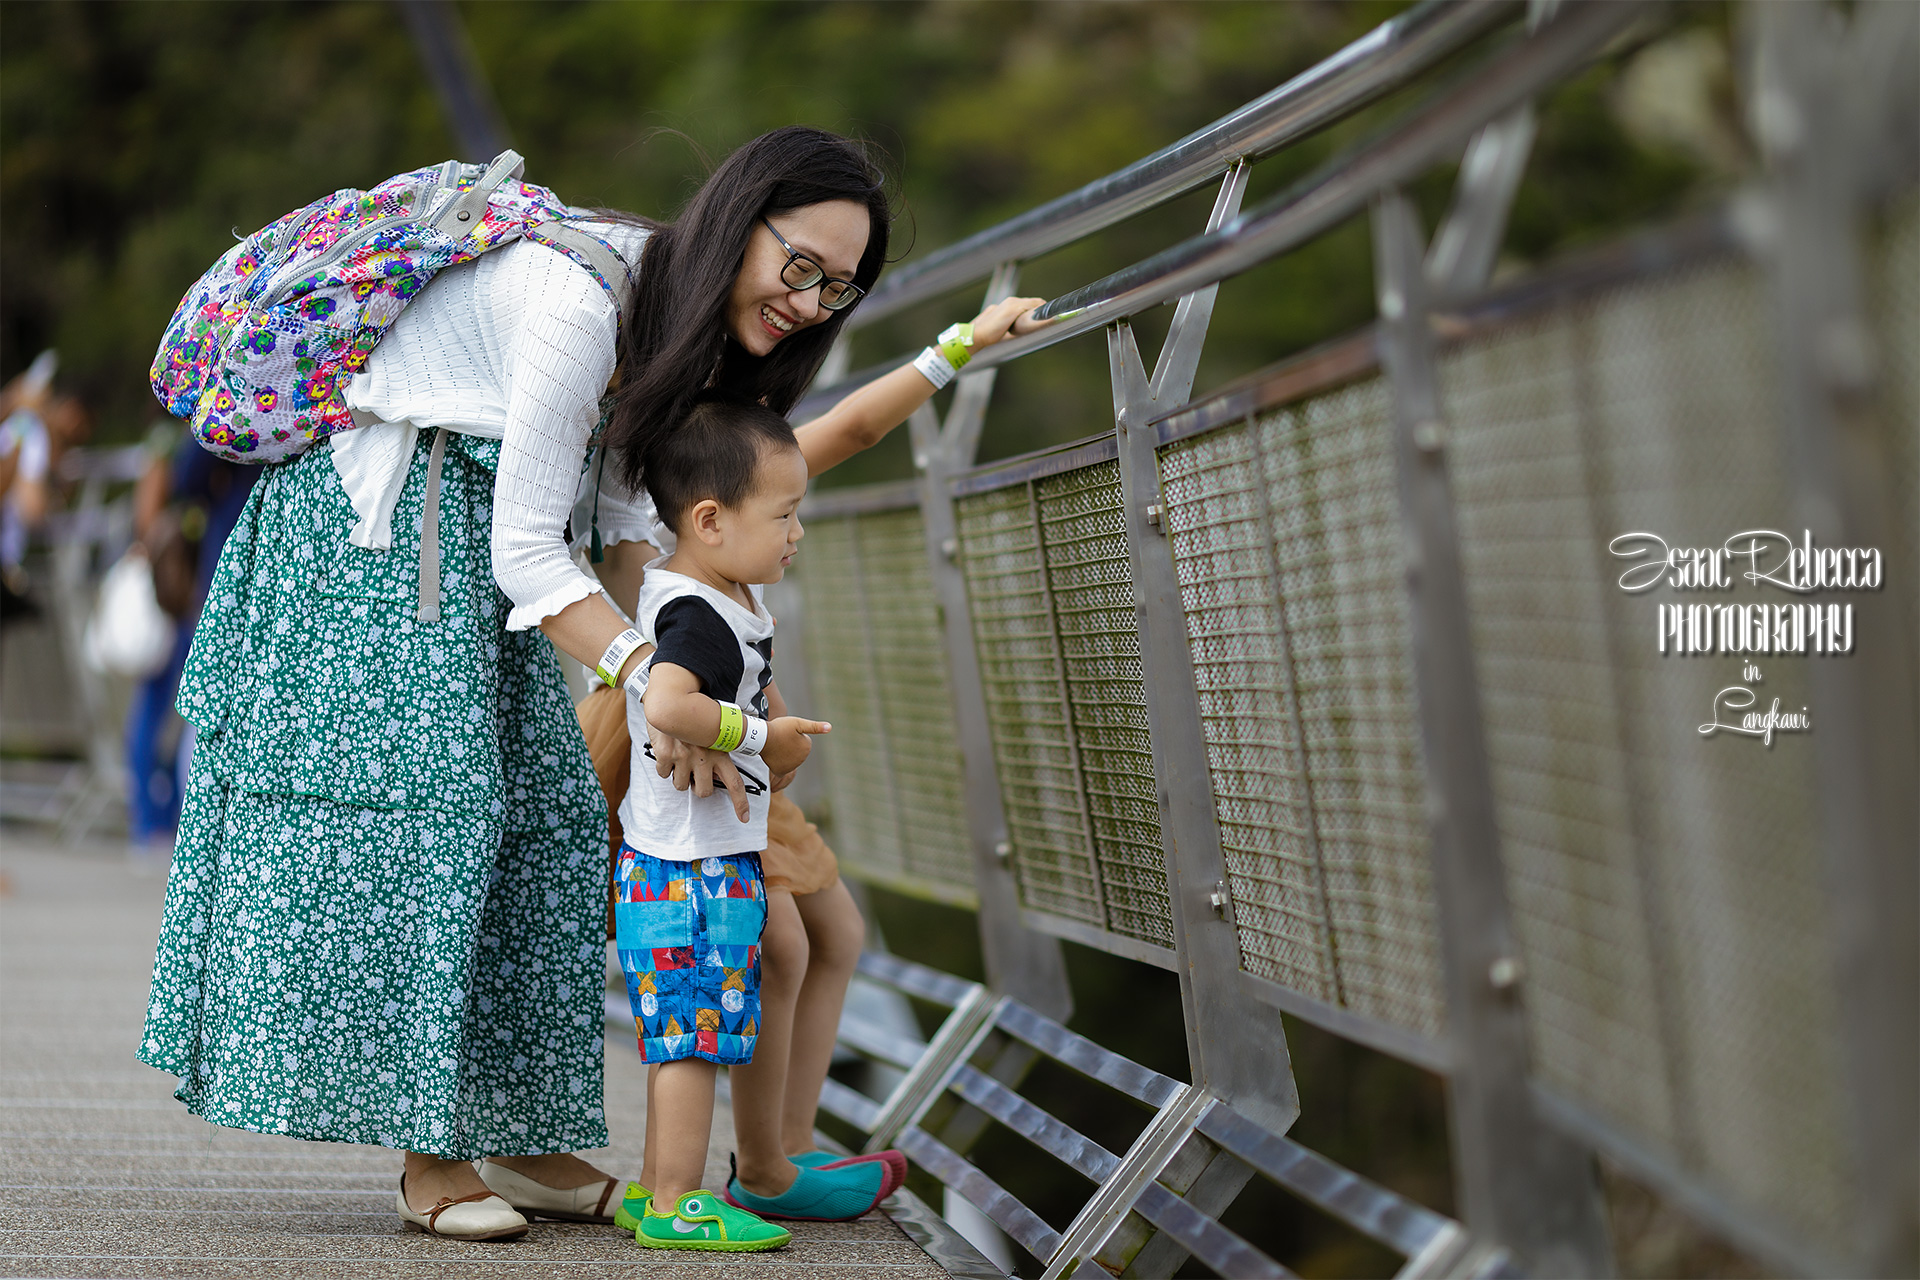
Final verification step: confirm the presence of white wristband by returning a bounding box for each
[622,660,649,698]
[737,714,770,758]
[912,345,957,391]
[596,628,644,687]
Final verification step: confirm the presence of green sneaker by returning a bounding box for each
[633,1188,791,1252]
[612,1181,649,1233]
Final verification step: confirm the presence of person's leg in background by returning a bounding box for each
[784,878,866,1157]
[125,620,190,862]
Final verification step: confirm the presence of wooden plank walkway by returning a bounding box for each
[0,834,951,1279]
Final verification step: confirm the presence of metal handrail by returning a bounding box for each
[1006,0,1648,347]
[790,0,1629,423]
[849,0,1518,329]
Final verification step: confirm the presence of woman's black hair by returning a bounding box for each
[604,126,892,493]
[643,393,800,535]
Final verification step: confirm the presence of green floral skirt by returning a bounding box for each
[140,433,610,1158]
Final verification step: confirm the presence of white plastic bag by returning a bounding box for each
[84,551,175,678]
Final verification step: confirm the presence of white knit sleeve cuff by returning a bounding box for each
[504,577,604,633]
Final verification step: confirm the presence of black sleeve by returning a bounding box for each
[651,596,744,701]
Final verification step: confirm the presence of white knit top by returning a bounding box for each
[338,220,657,631]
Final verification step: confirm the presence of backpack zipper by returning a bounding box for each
[255,184,452,308]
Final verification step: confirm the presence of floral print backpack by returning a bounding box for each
[150,150,634,463]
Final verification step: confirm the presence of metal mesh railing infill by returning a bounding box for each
[787,3,1916,1275]
[952,450,1175,955]
[793,497,977,906]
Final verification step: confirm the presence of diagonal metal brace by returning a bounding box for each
[1149,158,1252,408]
[863,984,1005,1152]
[1424,103,1536,305]
[1039,1084,1213,1280]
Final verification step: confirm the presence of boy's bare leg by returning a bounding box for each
[784,879,866,1155]
[641,1062,659,1192]
[729,888,805,1196]
[649,1058,719,1206]
[401,1152,488,1211]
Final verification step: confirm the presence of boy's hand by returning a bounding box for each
[762,716,830,777]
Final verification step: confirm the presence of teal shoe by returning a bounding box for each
[633,1188,791,1252]
[722,1152,888,1222]
[791,1148,908,1198]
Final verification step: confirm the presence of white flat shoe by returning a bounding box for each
[477,1160,620,1224]
[396,1173,530,1240]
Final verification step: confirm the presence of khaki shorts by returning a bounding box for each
[577,686,840,939]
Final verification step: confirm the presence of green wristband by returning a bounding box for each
[937,322,974,371]
[711,702,746,753]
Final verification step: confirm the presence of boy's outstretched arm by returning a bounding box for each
[642,665,829,787]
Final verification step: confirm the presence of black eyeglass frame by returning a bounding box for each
[759,216,866,311]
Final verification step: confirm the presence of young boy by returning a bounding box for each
[609,394,832,1252]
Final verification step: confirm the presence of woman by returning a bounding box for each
[140,125,1043,1239]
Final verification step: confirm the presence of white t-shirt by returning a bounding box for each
[335,221,660,631]
[620,563,774,860]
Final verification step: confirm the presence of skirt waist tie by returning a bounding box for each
[418,426,449,622]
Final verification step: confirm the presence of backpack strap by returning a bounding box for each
[416,426,450,622]
[528,222,637,316]
[432,149,527,237]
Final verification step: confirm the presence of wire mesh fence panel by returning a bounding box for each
[1034,460,1173,949]
[854,506,978,901]
[797,513,906,882]
[957,483,1103,924]
[1260,380,1448,1039]
[1442,258,1855,1256]
[793,505,976,904]
[1159,425,1339,1004]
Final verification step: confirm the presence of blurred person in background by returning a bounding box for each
[0,362,90,624]
[121,420,259,858]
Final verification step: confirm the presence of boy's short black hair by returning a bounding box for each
[641,392,801,534]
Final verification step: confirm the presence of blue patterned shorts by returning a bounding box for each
[613,846,766,1066]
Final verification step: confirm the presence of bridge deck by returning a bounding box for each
[0,834,949,1279]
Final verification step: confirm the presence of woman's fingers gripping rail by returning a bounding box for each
[972,296,1052,347]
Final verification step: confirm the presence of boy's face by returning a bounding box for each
[704,443,809,585]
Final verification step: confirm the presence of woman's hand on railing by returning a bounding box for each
[792,294,1052,475]
[970,295,1051,347]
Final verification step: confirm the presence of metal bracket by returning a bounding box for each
[1148,158,1251,409]
[1425,103,1537,305]
[938,261,1022,470]
[865,985,1006,1152]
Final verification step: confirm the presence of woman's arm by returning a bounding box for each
[592,537,655,622]
[794,295,1048,475]
[491,250,653,679]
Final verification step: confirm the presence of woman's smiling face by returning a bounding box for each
[726,199,869,357]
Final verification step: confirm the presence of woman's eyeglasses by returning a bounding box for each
[761,217,864,311]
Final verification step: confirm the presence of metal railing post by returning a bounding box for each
[1091,162,1298,1276]
[1753,4,1919,1272]
[917,267,1074,1021]
[1370,188,1614,1278]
